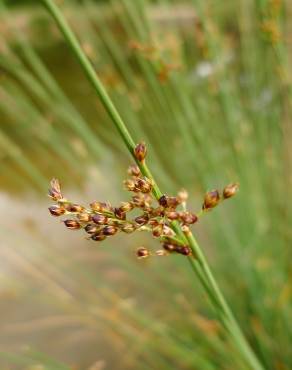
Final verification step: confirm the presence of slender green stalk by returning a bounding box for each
[40,1,265,369]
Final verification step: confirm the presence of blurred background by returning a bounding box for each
[0,0,291,369]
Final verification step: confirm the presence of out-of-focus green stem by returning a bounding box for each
[40,1,265,369]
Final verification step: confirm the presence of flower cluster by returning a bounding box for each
[48,143,239,259]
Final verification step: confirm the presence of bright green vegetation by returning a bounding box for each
[0,1,291,369]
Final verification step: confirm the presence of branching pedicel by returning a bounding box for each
[48,142,239,258]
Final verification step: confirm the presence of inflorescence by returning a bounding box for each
[48,142,239,259]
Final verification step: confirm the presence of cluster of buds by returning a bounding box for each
[48,142,239,260]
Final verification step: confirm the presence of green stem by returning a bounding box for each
[40,1,265,369]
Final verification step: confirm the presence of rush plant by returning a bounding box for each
[41,0,265,369]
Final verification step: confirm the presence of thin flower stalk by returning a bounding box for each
[41,1,265,369]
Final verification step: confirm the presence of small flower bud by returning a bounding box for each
[158,195,178,209]
[163,242,176,252]
[135,177,152,193]
[64,219,81,230]
[181,225,190,234]
[181,212,198,225]
[135,214,149,226]
[114,208,126,220]
[77,213,92,222]
[132,194,146,208]
[102,225,118,236]
[165,211,179,220]
[136,247,150,258]
[134,142,147,162]
[67,204,84,213]
[48,178,63,201]
[119,202,134,213]
[85,224,98,234]
[158,195,168,207]
[176,245,192,256]
[121,223,136,233]
[48,205,65,216]
[124,179,136,192]
[90,201,102,212]
[92,214,108,225]
[151,207,164,217]
[152,224,163,238]
[128,164,141,177]
[223,183,239,199]
[203,190,220,210]
[149,218,159,227]
[91,233,106,242]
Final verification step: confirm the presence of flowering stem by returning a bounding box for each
[40,1,265,369]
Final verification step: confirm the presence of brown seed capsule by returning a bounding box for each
[158,195,168,207]
[135,177,152,193]
[132,194,146,208]
[90,201,102,212]
[127,164,141,177]
[203,190,220,210]
[85,224,98,234]
[134,142,147,162]
[48,178,63,201]
[158,195,178,209]
[67,204,84,213]
[119,202,134,213]
[102,225,118,236]
[77,213,91,222]
[149,218,159,227]
[135,214,149,226]
[92,214,108,225]
[121,223,136,233]
[152,224,163,238]
[124,179,136,192]
[136,247,150,258]
[176,245,192,256]
[181,212,198,225]
[48,205,65,217]
[223,183,239,199]
[151,207,164,217]
[163,242,176,252]
[91,233,106,242]
[114,208,126,220]
[64,219,81,230]
[165,211,179,220]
